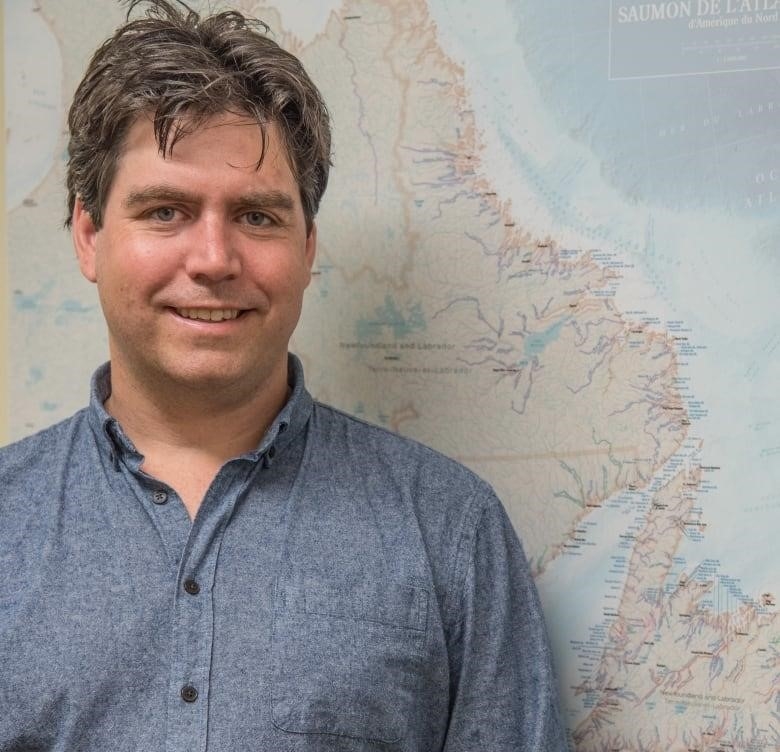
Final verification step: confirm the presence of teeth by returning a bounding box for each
[176,308,241,322]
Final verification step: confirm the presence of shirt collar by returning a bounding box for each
[86,354,313,468]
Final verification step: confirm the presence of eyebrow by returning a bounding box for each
[122,186,297,213]
[234,190,296,213]
[122,186,193,210]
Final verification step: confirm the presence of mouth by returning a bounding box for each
[173,307,246,322]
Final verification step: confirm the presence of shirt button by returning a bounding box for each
[152,490,168,505]
[183,579,200,595]
[267,446,276,459]
[181,684,198,703]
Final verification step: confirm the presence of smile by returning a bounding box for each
[174,307,243,322]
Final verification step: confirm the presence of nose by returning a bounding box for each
[183,215,242,282]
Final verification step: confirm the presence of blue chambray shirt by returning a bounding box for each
[0,355,568,751]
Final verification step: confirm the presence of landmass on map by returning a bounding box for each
[283,0,688,572]
[574,455,779,751]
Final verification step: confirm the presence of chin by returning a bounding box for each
[170,366,251,391]
[164,354,280,396]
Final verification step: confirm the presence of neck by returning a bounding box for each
[105,361,289,464]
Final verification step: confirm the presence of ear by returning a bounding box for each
[304,222,317,284]
[71,198,99,283]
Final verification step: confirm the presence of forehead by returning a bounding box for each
[112,112,297,195]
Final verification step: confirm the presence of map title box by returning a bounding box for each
[609,0,780,79]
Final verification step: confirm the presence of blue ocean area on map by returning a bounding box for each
[541,497,638,720]
[431,0,780,218]
[510,1,780,217]
[495,123,614,240]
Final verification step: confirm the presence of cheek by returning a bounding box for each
[250,254,311,294]
[284,266,314,301]
[98,247,176,299]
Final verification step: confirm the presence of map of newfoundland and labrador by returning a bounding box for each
[7,0,779,749]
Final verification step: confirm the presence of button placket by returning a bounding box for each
[165,466,255,752]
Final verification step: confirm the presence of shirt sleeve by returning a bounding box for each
[442,491,570,751]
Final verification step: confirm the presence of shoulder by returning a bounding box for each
[309,399,494,497]
[303,401,513,618]
[0,410,92,490]
[305,400,501,561]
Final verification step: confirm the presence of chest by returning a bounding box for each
[0,481,451,751]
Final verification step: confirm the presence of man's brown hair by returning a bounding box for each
[66,0,331,231]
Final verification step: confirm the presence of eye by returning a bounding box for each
[152,206,177,222]
[243,210,271,227]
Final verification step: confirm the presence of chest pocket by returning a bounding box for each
[271,575,429,745]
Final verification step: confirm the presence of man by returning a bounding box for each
[0,1,568,750]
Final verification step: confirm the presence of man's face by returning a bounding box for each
[72,113,316,400]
